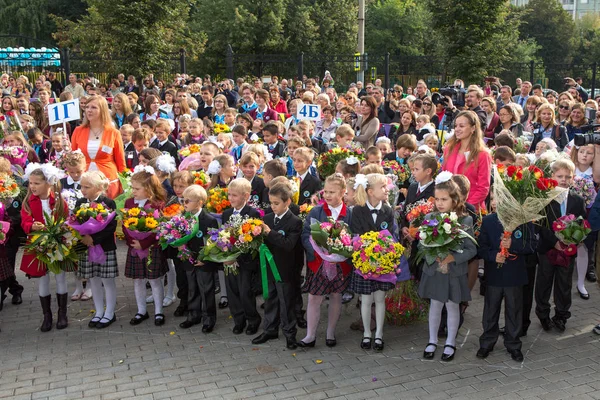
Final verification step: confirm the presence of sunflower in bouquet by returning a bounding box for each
[214,123,232,134]
[120,207,160,264]
[68,202,116,264]
[178,143,202,159]
[206,187,231,214]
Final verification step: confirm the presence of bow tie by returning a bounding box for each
[370,209,380,216]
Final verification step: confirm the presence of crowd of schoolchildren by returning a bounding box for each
[1,72,600,364]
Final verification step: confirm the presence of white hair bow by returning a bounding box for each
[346,156,359,166]
[207,160,222,175]
[156,154,177,174]
[133,165,155,175]
[435,170,453,185]
[354,174,368,190]
[24,163,66,185]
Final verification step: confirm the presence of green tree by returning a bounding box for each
[0,0,48,42]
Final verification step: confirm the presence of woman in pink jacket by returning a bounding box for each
[442,110,491,211]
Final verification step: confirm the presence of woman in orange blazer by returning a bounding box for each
[71,95,126,199]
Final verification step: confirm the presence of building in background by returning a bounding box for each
[511,0,600,19]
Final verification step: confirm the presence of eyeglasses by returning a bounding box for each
[559,105,570,110]
[423,102,432,106]
[214,100,225,103]
[183,199,197,204]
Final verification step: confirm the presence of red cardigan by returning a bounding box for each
[442,145,492,211]
[20,193,68,277]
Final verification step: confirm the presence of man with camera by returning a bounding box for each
[564,77,588,102]
[216,80,240,108]
[446,85,487,130]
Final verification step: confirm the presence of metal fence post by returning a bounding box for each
[62,48,70,87]
[179,48,187,75]
[384,53,390,90]
[591,62,597,99]
[298,52,304,82]
[529,60,534,83]
[226,45,234,80]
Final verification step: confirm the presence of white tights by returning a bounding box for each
[133,278,164,315]
[302,293,343,342]
[89,277,117,320]
[38,272,68,297]
[71,273,84,296]
[361,291,386,340]
[427,299,460,355]
[576,244,588,295]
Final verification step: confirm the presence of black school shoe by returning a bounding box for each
[130,313,149,325]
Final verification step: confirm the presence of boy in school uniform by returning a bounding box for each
[222,179,262,335]
[294,147,321,205]
[239,152,266,206]
[125,128,151,170]
[263,122,286,159]
[178,185,220,332]
[535,159,586,333]
[252,183,303,349]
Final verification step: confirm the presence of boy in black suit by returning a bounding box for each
[154,119,180,168]
[263,123,286,159]
[535,159,586,333]
[222,179,262,335]
[125,128,150,170]
[239,152,266,206]
[252,183,303,350]
[477,191,537,362]
[120,124,135,153]
[294,147,321,205]
[179,185,220,332]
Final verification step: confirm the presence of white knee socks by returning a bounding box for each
[373,290,386,340]
[133,279,147,315]
[102,278,117,319]
[427,299,444,352]
[445,300,460,356]
[327,293,343,340]
[576,244,588,295]
[165,259,176,299]
[148,278,164,315]
[361,294,374,339]
[90,277,104,319]
[302,294,323,343]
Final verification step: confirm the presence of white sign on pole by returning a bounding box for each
[47,99,81,125]
[296,104,321,121]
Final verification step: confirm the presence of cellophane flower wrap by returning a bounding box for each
[382,160,411,186]
[385,279,429,326]
[571,176,597,209]
[178,143,202,159]
[552,214,591,258]
[352,230,405,283]
[120,207,160,261]
[405,197,435,240]
[309,217,353,281]
[317,146,364,179]
[0,146,27,168]
[213,123,232,134]
[0,173,20,200]
[493,164,566,263]
[157,213,199,255]
[206,187,231,214]
[416,212,476,273]
[67,202,116,264]
[24,212,86,274]
[115,169,133,211]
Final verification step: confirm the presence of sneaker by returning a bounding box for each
[146,295,154,304]
[593,324,600,335]
[162,296,175,307]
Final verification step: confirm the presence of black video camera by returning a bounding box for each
[431,85,466,108]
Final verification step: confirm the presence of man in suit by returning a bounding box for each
[252,183,303,350]
[512,81,531,109]
[496,85,513,110]
[535,159,586,333]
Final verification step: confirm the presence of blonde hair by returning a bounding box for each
[183,184,207,204]
[247,143,266,163]
[239,151,260,167]
[81,170,110,193]
[336,124,355,139]
[269,175,292,188]
[325,173,346,191]
[155,118,172,134]
[228,178,252,194]
[354,173,388,206]
[535,103,556,125]
[208,154,234,189]
[171,170,194,187]
[120,124,134,135]
[293,147,314,162]
[552,158,575,174]
[81,95,113,128]
[0,158,11,174]
[360,164,384,174]
[62,150,87,168]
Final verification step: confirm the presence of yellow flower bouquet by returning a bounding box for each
[120,207,160,260]
[352,230,405,283]
[178,143,202,159]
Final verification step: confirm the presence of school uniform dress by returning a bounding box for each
[123,198,168,280]
[349,203,396,294]
[181,209,220,326]
[222,205,262,329]
[417,215,476,304]
[298,171,321,206]
[535,192,586,323]
[262,210,303,339]
[75,196,119,279]
[302,203,352,295]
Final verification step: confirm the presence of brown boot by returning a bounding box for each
[56,293,68,330]
[39,295,53,332]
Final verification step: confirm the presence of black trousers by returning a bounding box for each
[585,231,597,274]
[225,267,261,328]
[522,254,537,334]
[4,237,23,296]
[186,268,216,326]
[535,253,574,322]
[263,279,297,340]
[174,258,188,307]
[480,285,523,351]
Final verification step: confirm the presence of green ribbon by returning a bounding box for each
[259,243,281,299]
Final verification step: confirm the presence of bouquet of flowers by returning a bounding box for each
[416,212,476,273]
[115,169,133,211]
[513,137,531,154]
[290,177,300,204]
[191,170,209,188]
[298,203,314,222]
[120,207,160,261]
[67,202,116,264]
[0,173,20,200]
[309,218,353,280]
[549,214,592,266]
[494,164,565,263]
[317,147,365,179]
[162,203,184,218]
[24,213,86,274]
[157,214,199,251]
[178,144,202,159]
[352,230,405,283]
[382,160,411,186]
[206,187,231,214]
[0,146,27,167]
[61,188,84,212]
[214,123,232,134]
[571,176,597,208]
[405,197,435,239]
[385,280,429,326]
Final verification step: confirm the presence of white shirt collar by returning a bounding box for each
[329,203,343,220]
[159,139,168,146]
[299,170,310,181]
[233,205,246,213]
[134,198,148,207]
[258,105,268,113]
[67,176,80,186]
[275,209,289,219]
[367,201,382,211]
[418,180,434,192]
[124,141,132,148]
[194,208,203,218]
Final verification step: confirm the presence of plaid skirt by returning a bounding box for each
[349,272,395,295]
[0,251,14,282]
[125,245,168,280]
[305,263,349,295]
[77,250,119,279]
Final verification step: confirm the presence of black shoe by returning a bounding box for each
[373,338,384,351]
[97,315,117,329]
[360,337,372,350]
[174,304,187,317]
[88,316,101,328]
[252,332,278,344]
[232,324,246,334]
[296,316,307,329]
[130,312,149,325]
[476,348,492,359]
[441,345,456,362]
[578,288,590,300]
[202,324,214,333]
[325,338,337,348]
[11,291,22,305]
[154,314,165,326]
[586,271,597,283]
[246,324,260,335]
[540,318,553,331]
[423,343,437,359]
[552,318,566,332]
[508,349,524,362]
[287,338,298,350]
[297,339,316,348]
[179,319,201,329]
[218,296,228,309]
[499,327,506,336]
